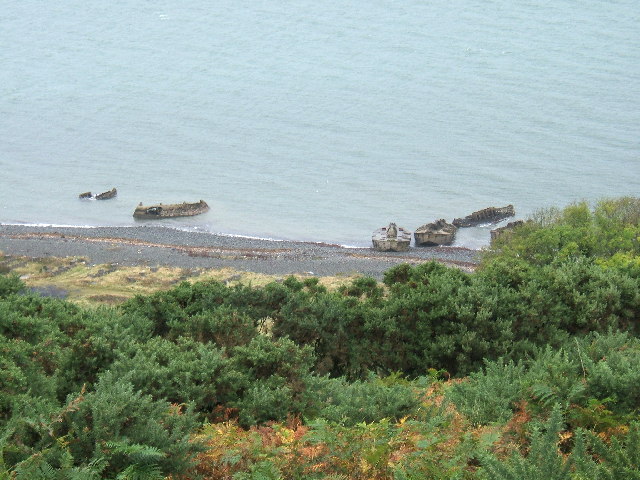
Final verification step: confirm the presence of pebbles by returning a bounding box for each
[0,225,480,279]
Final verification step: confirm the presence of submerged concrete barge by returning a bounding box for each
[372,223,411,252]
[453,205,515,227]
[133,200,209,219]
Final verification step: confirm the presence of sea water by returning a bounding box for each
[1,0,638,248]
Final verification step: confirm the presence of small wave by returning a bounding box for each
[135,224,374,249]
[169,224,290,242]
[1,222,102,229]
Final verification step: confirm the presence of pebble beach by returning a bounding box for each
[0,225,480,279]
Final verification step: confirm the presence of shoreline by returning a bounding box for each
[0,224,481,279]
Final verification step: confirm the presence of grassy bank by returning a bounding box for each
[0,253,358,305]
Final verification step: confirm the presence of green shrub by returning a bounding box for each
[586,422,640,479]
[0,274,24,297]
[234,378,295,427]
[3,372,201,478]
[479,413,640,480]
[580,332,640,414]
[270,285,378,378]
[168,307,258,347]
[485,197,640,266]
[61,372,201,478]
[478,405,573,480]
[230,336,315,426]
[109,336,235,415]
[447,359,527,425]
[303,373,420,426]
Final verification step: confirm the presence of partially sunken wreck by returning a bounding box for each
[414,219,457,246]
[453,205,515,227]
[372,223,411,252]
[490,220,525,242]
[78,188,117,200]
[133,200,209,219]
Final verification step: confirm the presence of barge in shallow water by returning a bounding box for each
[452,205,515,227]
[372,223,411,252]
[414,219,457,246]
[133,200,209,219]
[78,188,117,200]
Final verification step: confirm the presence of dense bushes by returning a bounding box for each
[117,253,639,381]
[0,286,426,476]
[486,197,640,266]
[448,332,640,426]
[1,197,639,477]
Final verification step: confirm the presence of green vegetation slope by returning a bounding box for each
[0,197,638,478]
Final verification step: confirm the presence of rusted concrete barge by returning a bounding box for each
[372,223,411,252]
[414,219,457,246]
[453,205,515,227]
[133,200,209,219]
[490,220,525,242]
[78,188,117,200]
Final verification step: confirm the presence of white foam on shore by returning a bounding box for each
[1,221,342,246]
[1,222,103,229]
[171,224,292,242]
[177,226,369,249]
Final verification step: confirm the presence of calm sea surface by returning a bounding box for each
[1,1,638,247]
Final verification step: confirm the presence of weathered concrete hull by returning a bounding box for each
[372,238,411,252]
[414,231,455,246]
[79,188,117,200]
[372,225,412,252]
[133,200,209,219]
[414,219,457,246]
[490,220,525,242]
[453,205,515,227]
[95,188,117,200]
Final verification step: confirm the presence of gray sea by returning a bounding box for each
[1,0,638,248]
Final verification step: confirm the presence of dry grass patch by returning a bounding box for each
[0,254,361,306]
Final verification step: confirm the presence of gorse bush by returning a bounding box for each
[447,359,527,425]
[2,374,200,478]
[118,199,640,379]
[109,336,231,413]
[479,409,640,480]
[447,332,640,430]
[302,373,421,426]
[479,406,573,480]
[0,273,24,297]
